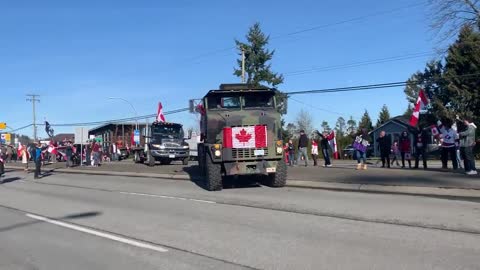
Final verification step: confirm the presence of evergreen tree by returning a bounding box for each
[335,117,346,137]
[346,116,357,135]
[321,121,331,133]
[376,105,391,127]
[443,25,480,123]
[358,110,374,133]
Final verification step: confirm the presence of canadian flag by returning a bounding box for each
[48,141,58,155]
[431,125,440,138]
[156,102,166,123]
[409,89,429,126]
[326,131,339,159]
[223,125,267,148]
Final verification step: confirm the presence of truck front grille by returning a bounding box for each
[232,148,269,159]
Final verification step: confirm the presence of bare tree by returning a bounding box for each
[295,109,314,136]
[429,0,480,41]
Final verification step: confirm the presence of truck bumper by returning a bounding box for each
[150,149,189,159]
[222,160,280,176]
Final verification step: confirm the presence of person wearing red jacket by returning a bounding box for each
[399,131,412,168]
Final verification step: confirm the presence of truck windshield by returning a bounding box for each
[243,93,274,109]
[207,95,241,110]
[151,124,184,140]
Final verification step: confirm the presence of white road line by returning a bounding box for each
[119,191,217,204]
[25,213,168,253]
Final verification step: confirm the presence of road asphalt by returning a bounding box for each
[0,171,479,269]
[5,159,480,198]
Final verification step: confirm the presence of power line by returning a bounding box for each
[289,97,346,116]
[174,1,428,67]
[284,72,480,96]
[284,52,435,77]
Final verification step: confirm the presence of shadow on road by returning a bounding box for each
[184,165,262,191]
[0,177,22,184]
[0,211,102,233]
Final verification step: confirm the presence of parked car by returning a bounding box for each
[343,145,374,160]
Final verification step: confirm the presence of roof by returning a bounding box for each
[370,116,418,134]
[51,133,75,142]
[205,83,276,97]
[89,122,143,133]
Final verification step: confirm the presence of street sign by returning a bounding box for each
[134,129,140,144]
[75,127,89,144]
[0,122,6,130]
[0,133,11,144]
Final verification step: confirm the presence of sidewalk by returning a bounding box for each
[5,160,480,198]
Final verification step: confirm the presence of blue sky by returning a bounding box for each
[0,0,438,138]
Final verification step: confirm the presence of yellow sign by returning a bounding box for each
[0,122,6,129]
[4,133,11,141]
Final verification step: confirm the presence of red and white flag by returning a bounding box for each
[327,131,339,159]
[223,125,267,148]
[409,89,429,126]
[431,125,440,138]
[156,102,166,123]
[48,141,58,155]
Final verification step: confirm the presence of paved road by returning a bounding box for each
[1,171,480,269]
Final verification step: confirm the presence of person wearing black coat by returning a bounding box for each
[376,131,391,168]
[414,127,429,169]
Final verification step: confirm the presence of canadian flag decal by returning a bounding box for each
[223,125,267,148]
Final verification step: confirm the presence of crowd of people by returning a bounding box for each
[281,116,477,176]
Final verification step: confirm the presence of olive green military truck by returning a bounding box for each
[197,84,287,191]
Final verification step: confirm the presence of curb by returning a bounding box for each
[286,180,480,198]
[6,166,480,198]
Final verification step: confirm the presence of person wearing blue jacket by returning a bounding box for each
[34,142,43,179]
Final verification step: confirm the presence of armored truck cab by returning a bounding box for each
[198,84,287,191]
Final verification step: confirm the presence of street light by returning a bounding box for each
[107,97,139,130]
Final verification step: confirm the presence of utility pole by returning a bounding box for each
[241,48,246,83]
[26,94,40,141]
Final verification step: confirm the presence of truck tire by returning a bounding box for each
[182,158,189,165]
[147,152,155,167]
[266,160,287,187]
[205,155,222,191]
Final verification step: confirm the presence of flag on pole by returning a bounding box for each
[326,131,339,159]
[409,89,429,126]
[156,102,166,123]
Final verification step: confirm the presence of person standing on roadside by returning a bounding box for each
[399,131,412,168]
[391,141,401,167]
[21,145,29,172]
[414,127,428,169]
[458,116,477,175]
[287,139,295,166]
[34,142,43,179]
[317,131,332,167]
[92,140,101,167]
[376,131,391,168]
[65,141,73,168]
[296,130,309,167]
[353,129,370,170]
[311,138,319,166]
[6,145,13,163]
[438,119,458,170]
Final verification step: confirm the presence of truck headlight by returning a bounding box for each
[152,144,164,149]
[182,145,189,149]
[214,150,221,157]
[276,147,283,154]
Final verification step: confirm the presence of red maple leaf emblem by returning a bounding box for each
[235,129,252,143]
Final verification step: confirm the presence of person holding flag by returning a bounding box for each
[316,130,333,167]
[437,119,459,170]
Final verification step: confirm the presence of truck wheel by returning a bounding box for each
[182,158,189,165]
[266,160,287,187]
[205,155,222,191]
[147,152,155,167]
